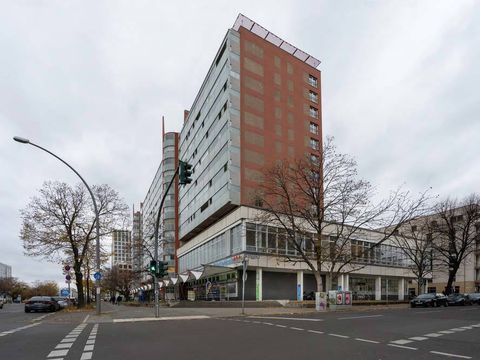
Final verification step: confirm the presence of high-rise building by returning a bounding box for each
[141,118,179,275]
[0,262,12,278]
[131,207,143,273]
[178,14,321,244]
[138,14,421,302]
[111,230,132,270]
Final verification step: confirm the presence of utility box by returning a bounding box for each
[328,290,352,310]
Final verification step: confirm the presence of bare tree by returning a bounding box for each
[430,194,480,294]
[102,266,140,301]
[20,181,129,307]
[393,218,436,296]
[255,137,430,293]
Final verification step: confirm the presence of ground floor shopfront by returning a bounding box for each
[174,207,422,302]
[164,259,421,302]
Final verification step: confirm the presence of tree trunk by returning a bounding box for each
[446,265,458,295]
[314,271,323,293]
[75,270,85,308]
[86,266,90,304]
[417,276,422,296]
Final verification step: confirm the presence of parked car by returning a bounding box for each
[447,293,471,306]
[410,293,448,308]
[24,296,59,313]
[0,299,4,309]
[468,293,480,304]
[52,297,69,309]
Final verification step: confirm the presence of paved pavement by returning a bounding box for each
[1,301,479,359]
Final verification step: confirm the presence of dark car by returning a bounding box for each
[410,293,448,308]
[25,296,59,313]
[447,293,471,306]
[468,293,480,304]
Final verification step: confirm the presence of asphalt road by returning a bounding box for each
[0,303,479,359]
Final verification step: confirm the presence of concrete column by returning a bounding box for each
[344,274,350,291]
[375,276,382,301]
[339,274,344,291]
[255,268,262,301]
[398,278,405,301]
[297,271,304,301]
[326,274,332,291]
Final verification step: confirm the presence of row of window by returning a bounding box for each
[178,225,242,272]
[245,223,413,268]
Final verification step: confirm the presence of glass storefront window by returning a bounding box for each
[350,276,376,301]
[381,278,399,300]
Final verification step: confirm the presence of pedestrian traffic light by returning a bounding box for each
[149,260,157,275]
[179,160,193,185]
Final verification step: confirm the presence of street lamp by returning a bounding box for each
[13,136,102,315]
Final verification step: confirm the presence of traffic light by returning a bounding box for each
[179,160,193,185]
[149,260,157,275]
[157,261,167,278]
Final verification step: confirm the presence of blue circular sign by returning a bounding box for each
[93,272,101,280]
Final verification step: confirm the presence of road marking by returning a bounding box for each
[328,333,349,339]
[80,323,98,360]
[338,314,383,320]
[113,315,210,323]
[46,323,87,359]
[438,330,455,334]
[242,320,251,323]
[248,316,323,322]
[414,310,443,314]
[290,327,304,331]
[391,339,413,345]
[32,313,54,322]
[355,338,379,344]
[47,349,68,357]
[424,333,443,337]
[460,326,473,329]
[262,322,274,326]
[0,322,41,337]
[275,325,287,328]
[450,328,466,332]
[388,344,418,350]
[409,336,428,341]
[83,315,90,323]
[430,351,472,359]
[308,330,324,334]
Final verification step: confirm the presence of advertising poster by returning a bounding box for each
[345,291,351,305]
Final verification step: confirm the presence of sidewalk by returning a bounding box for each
[86,301,408,323]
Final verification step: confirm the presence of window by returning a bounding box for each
[215,43,227,66]
[200,201,209,212]
[308,74,318,87]
[309,91,318,103]
[309,122,319,134]
[310,138,319,150]
[309,106,318,118]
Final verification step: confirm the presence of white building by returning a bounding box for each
[111,230,132,270]
[0,262,12,278]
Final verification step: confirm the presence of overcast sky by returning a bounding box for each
[1,0,478,289]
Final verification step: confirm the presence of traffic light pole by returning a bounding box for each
[153,165,180,318]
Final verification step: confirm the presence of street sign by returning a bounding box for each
[93,272,101,280]
[60,289,69,297]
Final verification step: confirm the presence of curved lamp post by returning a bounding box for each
[13,136,101,315]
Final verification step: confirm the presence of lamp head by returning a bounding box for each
[13,136,30,144]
